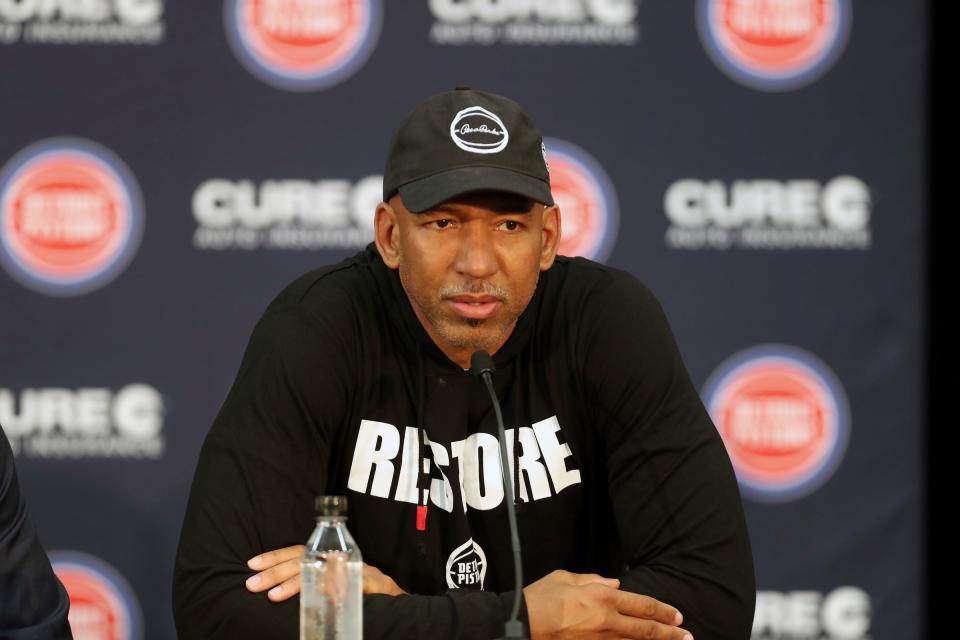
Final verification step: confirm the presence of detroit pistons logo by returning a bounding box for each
[50,551,144,640]
[446,537,487,590]
[696,0,852,91]
[0,139,144,296]
[224,0,383,92]
[543,138,618,263]
[702,345,850,502]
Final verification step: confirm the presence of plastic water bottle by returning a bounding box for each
[300,495,362,640]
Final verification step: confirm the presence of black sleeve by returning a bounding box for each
[362,591,524,640]
[0,426,73,640]
[173,303,350,639]
[173,302,524,640]
[581,273,756,639]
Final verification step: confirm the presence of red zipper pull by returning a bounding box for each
[416,505,428,531]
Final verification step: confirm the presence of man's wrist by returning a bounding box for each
[497,589,530,638]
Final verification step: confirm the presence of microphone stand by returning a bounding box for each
[470,350,527,640]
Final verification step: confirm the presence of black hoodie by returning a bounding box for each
[173,244,755,639]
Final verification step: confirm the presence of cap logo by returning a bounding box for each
[449,106,509,155]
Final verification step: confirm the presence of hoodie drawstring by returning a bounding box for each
[415,345,429,532]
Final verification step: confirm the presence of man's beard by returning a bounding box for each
[431,279,534,349]
[431,282,511,350]
[429,303,511,351]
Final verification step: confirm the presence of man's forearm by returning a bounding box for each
[620,564,755,640]
[363,590,524,640]
[176,573,521,640]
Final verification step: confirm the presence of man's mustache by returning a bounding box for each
[439,282,509,301]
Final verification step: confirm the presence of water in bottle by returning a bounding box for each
[300,495,362,640]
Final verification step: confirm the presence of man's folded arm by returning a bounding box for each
[363,591,523,640]
[173,303,346,638]
[174,436,522,640]
[609,428,757,640]
[582,273,756,639]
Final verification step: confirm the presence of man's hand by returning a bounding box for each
[523,570,693,640]
[245,545,407,601]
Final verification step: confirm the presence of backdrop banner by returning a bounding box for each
[1,2,926,638]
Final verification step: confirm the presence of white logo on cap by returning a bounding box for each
[450,106,509,154]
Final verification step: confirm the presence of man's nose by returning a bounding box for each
[453,223,498,279]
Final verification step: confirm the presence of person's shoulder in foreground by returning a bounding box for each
[1,426,73,639]
[173,86,755,640]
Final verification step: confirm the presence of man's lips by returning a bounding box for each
[445,295,502,320]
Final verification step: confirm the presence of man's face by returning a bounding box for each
[375,190,561,367]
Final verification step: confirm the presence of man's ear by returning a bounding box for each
[539,204,562,271]
[374,201,401,269]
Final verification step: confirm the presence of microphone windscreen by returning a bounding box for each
[469,350,496,377]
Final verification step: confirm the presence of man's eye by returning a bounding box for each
[432,219,452,229]
[500,220,522,231]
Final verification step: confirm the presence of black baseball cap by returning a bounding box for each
[382,87,554,212]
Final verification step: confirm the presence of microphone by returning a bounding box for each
[470,350,526,640]
[470,350,496,380]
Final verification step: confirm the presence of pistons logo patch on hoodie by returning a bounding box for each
[446,537,487,589]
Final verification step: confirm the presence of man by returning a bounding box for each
[173,88,755,639]
[1,426,73,639]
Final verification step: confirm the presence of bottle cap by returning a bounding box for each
[314,495,347,516]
